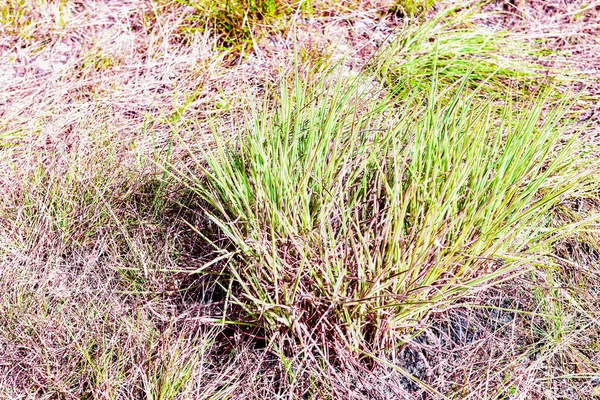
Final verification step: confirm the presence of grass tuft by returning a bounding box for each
[180,57,595,359]
[174,0,294,50]
[375,6,543,97]
[389,0,438,18]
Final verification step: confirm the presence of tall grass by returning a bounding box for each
[375,6,541,96]
[178,62,591,356]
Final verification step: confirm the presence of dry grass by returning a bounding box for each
[1,0,600,399]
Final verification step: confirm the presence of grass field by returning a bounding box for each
[1,0,600,398]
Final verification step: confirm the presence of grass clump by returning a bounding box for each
[0,0,71,43]
[0,0,40,40]
[179,62,593,359]
[376,7,541,96]
[390,0,438,18]
[174,0,294,49]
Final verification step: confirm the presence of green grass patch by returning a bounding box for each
[375,7,542,97]
[175,58,594,358]
[0,0,71,43]
[174,0,294,50]
[390,0,438,18]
